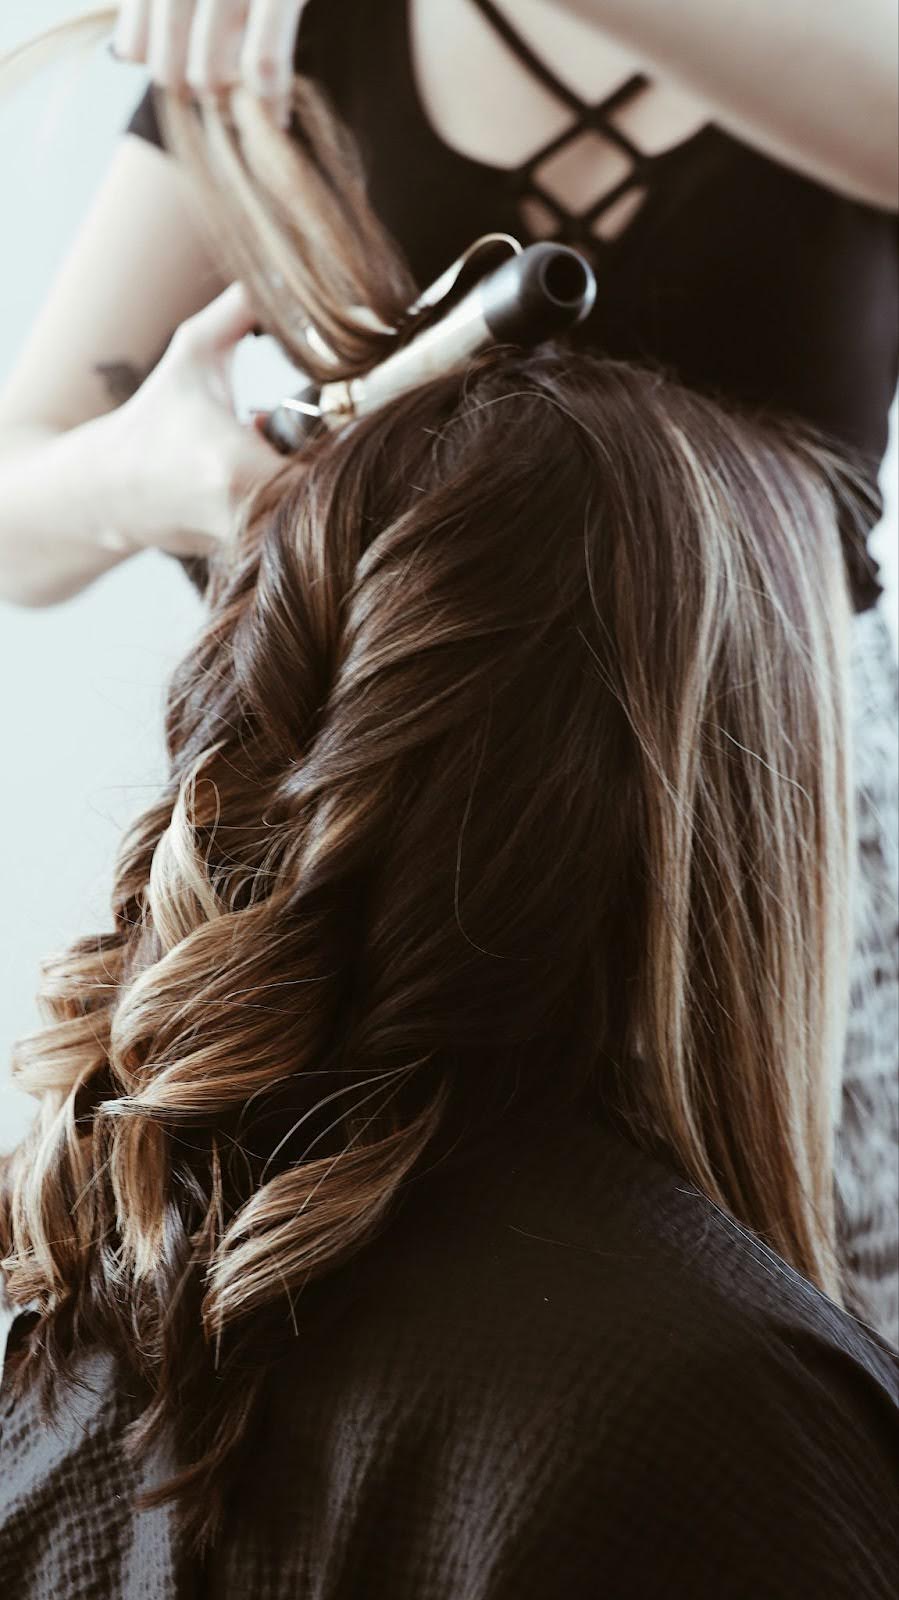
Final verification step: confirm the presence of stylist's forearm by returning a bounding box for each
[0,418,137,608]
[546,0,897,208]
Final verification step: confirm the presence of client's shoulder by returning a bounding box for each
[249,1093,898,1597]
[388,1089,896,1375]
[270,1088,898,1434]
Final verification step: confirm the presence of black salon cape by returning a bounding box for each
[1,1089,897,1599]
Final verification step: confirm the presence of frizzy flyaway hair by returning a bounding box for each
[0,29,854,1554]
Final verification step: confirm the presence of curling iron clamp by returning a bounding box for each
[262,233,598,456]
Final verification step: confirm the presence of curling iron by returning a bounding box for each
[262,238,597,456]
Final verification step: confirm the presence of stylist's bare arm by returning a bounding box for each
[0,273,283,609]
[0,5,308,609]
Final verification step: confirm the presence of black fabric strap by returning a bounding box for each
[469,0,649,134]
[512,108,646,183]
[468,0,589,114]
[467,0,651,213]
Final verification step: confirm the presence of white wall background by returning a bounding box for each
[0,0,299,1150]
[0,1,897,1153]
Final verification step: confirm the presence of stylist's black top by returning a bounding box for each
[128,0,899,612]
[1,1086,898,1597]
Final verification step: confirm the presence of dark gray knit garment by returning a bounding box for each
[1,1090,897,1599]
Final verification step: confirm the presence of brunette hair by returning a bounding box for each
[1,28,854,1552]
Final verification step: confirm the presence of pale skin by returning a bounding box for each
[0,0,895,605]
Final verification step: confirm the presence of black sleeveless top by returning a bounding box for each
[128,0,899,612]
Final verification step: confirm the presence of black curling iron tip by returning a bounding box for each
[537,246,595,314]
[480,242,597,344]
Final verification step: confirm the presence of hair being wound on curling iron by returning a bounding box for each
[263,236,597,453]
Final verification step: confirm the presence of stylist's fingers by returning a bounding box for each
[173,281,259,376]
[113,0,154,61]
[113,1,311,124]
[147,0,198,87]
[173,283,280,433]
[241,0,309,126]
[188,0,248,93]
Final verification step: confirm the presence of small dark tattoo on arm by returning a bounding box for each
[93,359,150,405]
[94,338,172,405]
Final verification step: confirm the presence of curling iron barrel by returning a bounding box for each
[263,241,597,456]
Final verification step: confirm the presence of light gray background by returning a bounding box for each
[1,1,896,1151]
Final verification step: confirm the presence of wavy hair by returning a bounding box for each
[1,19,854,1553]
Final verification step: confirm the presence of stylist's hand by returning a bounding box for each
[108,282,285,560]
[113,1,311,128]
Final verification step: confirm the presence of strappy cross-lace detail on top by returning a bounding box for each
[469,0,653,252]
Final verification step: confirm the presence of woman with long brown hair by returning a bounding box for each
[1,2,897,1362]
[0,50,898,1594]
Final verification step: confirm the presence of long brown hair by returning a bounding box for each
[1,40,854,1552]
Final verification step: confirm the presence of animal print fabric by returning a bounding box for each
[834,605,899,1349]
